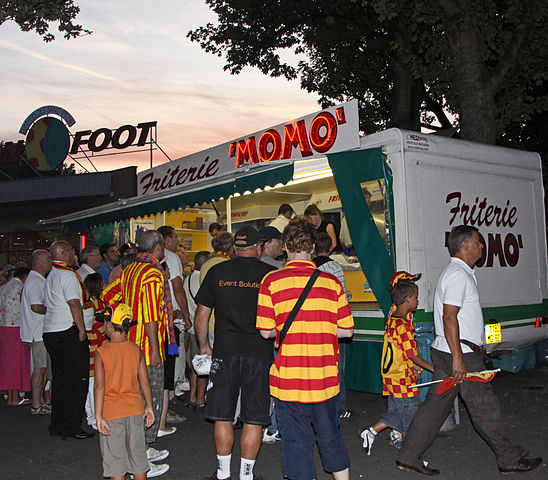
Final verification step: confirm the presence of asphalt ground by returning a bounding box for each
[1,366,546,480]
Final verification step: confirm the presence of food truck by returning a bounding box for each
[41,100,547,393]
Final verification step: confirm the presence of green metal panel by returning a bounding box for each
[345,340,383,393]
[327,148,394,316]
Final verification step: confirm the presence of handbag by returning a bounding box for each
[277,269,321,353]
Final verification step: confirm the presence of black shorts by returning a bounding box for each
[205,355,271,426]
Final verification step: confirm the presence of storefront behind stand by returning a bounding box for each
[39,102,398,394]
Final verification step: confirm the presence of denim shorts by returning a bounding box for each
[276,396,350,480]
[380,395,422,434]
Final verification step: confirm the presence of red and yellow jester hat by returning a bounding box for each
[390,270,422,287]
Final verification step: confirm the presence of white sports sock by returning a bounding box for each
[240,457,255,480]
[217,454,232,480]
[369,426,377,436]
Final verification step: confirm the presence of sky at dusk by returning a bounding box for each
[0,1,319,173]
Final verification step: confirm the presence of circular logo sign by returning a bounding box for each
[25,117,70,171]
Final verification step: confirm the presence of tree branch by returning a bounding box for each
[491,28,524,91]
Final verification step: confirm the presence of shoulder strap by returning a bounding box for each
[278,269,321,350]
[186,274,197,304]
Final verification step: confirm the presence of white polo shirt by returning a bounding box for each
[164,249,183,310]
[43,262,83,333]
[432,257,485,354]
[20,270,47,342]
[77,262,95,282]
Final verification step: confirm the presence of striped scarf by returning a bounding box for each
[52,261,88,304]
[137,252,179,356]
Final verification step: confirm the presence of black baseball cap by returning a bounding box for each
[259,226,282,242]
[234,226,260,247]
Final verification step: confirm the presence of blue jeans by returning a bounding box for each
[276,396,350,480]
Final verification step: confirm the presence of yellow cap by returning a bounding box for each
[107,303,134,326]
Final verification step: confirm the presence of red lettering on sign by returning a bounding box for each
[231,107,347,168]
[445,231,523,268]
[446,192,517,228]
[309,112,337,153]
[257,129,282,162]
[235,137,259,168]
[282,120,312,159]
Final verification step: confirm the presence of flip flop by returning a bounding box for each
[184,400,198,408]
[8,398,31,407]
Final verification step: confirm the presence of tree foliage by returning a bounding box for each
[0,0,91,42]
[188,0,548,145]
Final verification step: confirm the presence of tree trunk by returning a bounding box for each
[388,19,423,131]
[439,0,498,144]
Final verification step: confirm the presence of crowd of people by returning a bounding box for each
[0,206,543,479]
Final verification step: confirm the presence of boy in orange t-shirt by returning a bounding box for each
[94,303,155,480]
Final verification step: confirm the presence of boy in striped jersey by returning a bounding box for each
[257,218,354,480]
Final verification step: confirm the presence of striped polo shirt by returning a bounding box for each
[102,260,168,365]
[256,260,354,403]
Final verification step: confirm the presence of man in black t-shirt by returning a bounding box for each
[194,226,275,480]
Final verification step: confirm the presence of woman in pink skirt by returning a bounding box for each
[0,266,31,405]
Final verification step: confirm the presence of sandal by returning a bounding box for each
[166,411,186,423]
[184,400,198,408]
[31,405,47,415]
[8,398,31,407]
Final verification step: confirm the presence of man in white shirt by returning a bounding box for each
[43,241,94,441]
[158,226,191,435]
[268,203,293,234]
[77,246,101,281]
[397,225,541,476]
[20,249,53,414]
[77,246,102,331]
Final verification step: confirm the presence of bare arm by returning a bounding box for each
[194,304,213,356]
[326,223,337,252]
[337,327,354,338]
[94,351,109,435]
[144,322,161,368]
[171,276,191,330]
[443,303,467,381]
[260,328,276,339]
[67,299,86,341]
[30,304,46,315]
[410,355,434,372]
[138,349,155,428]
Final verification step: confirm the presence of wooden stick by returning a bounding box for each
[409,368,501,389]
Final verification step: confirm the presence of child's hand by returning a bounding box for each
[144,406,155,428]
[413,364,423,379]
[96,417,110,436]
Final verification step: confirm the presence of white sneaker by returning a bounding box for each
[360,428,376,455]
[157,426,177,437]
[181,379,190,391]
[262,429,281,444]
[389,429,403,449]
[147,461,169,478]
[146,447,169,462]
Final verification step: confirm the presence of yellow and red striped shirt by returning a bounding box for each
[102,260,168,365]
[256,260,354,403]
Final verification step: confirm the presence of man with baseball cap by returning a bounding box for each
[259,226,283,268]
[194,226,276,480]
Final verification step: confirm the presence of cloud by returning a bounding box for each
[0,40,130,87]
